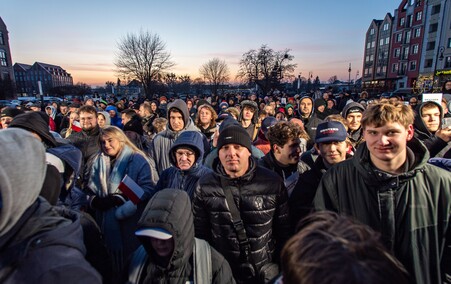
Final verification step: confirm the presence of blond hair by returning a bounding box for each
[361,100,414,129]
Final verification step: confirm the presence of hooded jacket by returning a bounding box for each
[155,131,213,199]
[193,158,290,283]
[148,99,205,180]
[238,100,259,141]
[0,129,101,284]
[413,101,450,158]
[128,189,234,284]
[342,102,365,148]
[105,105,123,128]
[97,111,111,127]
[314,139,451,284]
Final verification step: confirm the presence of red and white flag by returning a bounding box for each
[118,175,145,204]
[71,120,82,132]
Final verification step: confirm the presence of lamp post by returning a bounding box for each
[433,46,445,91]
[348,63,352,92]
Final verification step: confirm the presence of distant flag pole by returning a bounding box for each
[118,175,145,204]
[297,75,301,90]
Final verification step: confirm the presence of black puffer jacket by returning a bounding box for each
[128,189,234,284]
[314,139,451,284]
[193,158,290,283]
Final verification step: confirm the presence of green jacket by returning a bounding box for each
[314,139,451,284]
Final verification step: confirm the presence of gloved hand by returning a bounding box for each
[90,194,127,211]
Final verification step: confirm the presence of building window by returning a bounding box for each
[400,17,405,27]
[0,50,7,66]
[405,30,411,43]
[413,44,419,54]
[414,28,421,38]
[0,32,4,45]
[367,42,371,49]
[396,33,402,42]
[366,55,370,62]
[383,23,389,31]
[409,61,417,71]
[426,41,436,51]
[371,41,375,48]
[370,28,375,35]
[429,23,438,33]
[380,39,384,46]
[392,63,399,73]
[431,4,440,15]
[385,37,390,44]
[447,38,451,48]
[416,0,421,7]
[416,11,422,21]
[394,48,401,58]
[425,59,433,68]
[403,47,410,60]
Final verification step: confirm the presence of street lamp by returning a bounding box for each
[348,63,352,91]
[433,46,445,91]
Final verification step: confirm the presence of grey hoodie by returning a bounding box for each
[0,128,45,237]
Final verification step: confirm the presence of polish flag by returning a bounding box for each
[71,120,82,132]
[118,175,145,204]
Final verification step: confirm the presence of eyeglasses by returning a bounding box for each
[175,150,195,157]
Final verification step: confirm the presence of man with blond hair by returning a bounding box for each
[314,101,451,284]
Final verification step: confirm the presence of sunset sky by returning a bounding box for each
[2,0,400,87]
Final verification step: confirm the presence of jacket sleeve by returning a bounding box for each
[147,140,160,184]
[444,213,451,283]
[130,154,156,202]
[421,136,448,158]
[193,185,212,243]
[210,247,236,284]
[313,170,339,212]
[274,183,291,261]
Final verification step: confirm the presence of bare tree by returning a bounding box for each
[114,30,175,98]
[199,58,230,95]
[328,75,338,84]
[236,45,296,95]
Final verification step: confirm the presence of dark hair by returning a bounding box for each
[281,211,409,284]
[79,105,97,115]
[121,108,137,119]
[266,121,302,149]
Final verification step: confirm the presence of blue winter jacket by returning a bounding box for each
[155,131,212,199]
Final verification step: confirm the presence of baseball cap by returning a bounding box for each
[315,121,347,144]
[135,227,173,240]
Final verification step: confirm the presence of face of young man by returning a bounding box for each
[60,106,68,115]
[274,138,301,165]
[242,106,255,121]
[174,147,196,170]
[347,113,363,131]
[219,144,251,178]
[421,106,441,133]
[363,122,414,174]
[150,237,174,258]
[315,141,348,166]
[138,106,147,118]
[299,99,312,117]
[169,110,184,132]
[79,111,98,131]
[121,114,131,126]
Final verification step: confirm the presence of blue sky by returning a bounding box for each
[2,0,400,86]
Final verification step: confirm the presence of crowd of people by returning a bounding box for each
[0,79,451,284]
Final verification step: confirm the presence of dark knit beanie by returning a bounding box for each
[217,125,252,153]
[1,107,24,118]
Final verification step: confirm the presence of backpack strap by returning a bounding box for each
[194,238,212,284]
[127,246,148,284]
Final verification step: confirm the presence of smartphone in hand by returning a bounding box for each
[442,117,451,129]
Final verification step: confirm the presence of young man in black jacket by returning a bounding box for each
[194,124,290,284]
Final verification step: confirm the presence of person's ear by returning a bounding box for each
[406,124,414,141]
